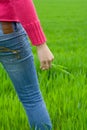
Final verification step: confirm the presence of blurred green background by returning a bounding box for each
[0,0,87,129]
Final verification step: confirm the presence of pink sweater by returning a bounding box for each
[0,0,46,46]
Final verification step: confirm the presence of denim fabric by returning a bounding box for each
[0,22,52,130]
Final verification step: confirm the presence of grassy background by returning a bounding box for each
[0,0,87,129]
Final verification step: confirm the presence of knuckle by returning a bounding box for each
[49,58,53,62]
[52,56,54,61]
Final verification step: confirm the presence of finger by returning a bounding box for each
[40,61,47,68]
[40,63,49,70]
[41,61,47,66]
[40,65,49,70]
[48,57,54,67]
[48,59,53,68]
[42,67,49,70]
[42,67,47,70]
[47,61,51,68]
[40,59,53,70]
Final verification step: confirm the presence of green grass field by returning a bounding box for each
[0,0,87,129]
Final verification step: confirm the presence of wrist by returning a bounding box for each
[36,42,47,49]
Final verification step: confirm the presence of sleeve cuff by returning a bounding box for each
[23,21,47,46]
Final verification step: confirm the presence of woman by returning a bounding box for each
[0,0,54,129]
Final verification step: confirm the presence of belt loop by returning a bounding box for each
[14,22,18,31]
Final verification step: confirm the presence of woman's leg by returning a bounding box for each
[0,23,52,129]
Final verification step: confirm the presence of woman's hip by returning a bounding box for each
[0,21,32,63]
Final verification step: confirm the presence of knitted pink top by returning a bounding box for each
[0,0,46,46]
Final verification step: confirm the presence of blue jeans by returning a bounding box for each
[0,22,52,130]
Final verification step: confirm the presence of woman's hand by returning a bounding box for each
[36,43,54,70]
